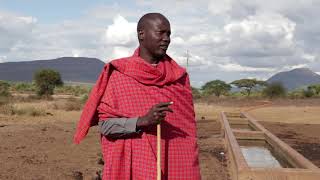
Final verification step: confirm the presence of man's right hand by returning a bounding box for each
[137,102,173,129]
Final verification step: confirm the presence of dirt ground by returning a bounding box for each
[1,98,320,180]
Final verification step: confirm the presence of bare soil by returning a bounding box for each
[1,98,320,180]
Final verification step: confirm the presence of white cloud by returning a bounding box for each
[105,15,137,46]
[110,46,134,60]
[0,55,7,63]
[0,12,36,54]
[208,0,233,15]
[282,64,308,71]
[222,12,296,57]
[171,36,185,46]
[218,63,275,72]
[302,53,315,62]
[1,0,320,86]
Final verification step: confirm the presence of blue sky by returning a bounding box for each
[0,0,320,87]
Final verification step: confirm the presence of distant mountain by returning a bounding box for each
[0,57,105,83]
[267,68,320,90]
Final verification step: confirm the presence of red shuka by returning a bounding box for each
[74,49,200,180]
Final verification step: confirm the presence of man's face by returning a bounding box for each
[140,17,171,60]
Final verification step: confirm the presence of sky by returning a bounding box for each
[0,0,320,87]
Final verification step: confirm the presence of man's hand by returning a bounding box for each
[137,102,173,129]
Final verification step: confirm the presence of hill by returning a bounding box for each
[267,68,320,90]
[0,57,105,83]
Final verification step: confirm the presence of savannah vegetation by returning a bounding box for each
[0,69,90,117]
[193,78,320,100]
[1,68,320,117]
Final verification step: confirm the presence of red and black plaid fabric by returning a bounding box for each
[74,48,200,180]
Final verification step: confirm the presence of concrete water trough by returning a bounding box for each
[221,111,320,180]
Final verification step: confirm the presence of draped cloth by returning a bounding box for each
[74,48,200,180]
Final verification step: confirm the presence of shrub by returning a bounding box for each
[10,82,36,93]
[80,94,88,104]
[34,69,63,97]
[263,82,287,98]
[303,89,315,98]
[0,80,10,97]
[54,85,90,96]
[287,90,304,99]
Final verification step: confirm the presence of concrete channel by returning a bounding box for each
[221,111,320,180]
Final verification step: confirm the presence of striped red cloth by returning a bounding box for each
[74,48,200,179]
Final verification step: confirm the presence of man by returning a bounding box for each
[74,13,200,180]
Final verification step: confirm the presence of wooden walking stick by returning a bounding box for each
[157,101,172,180]
[157,123,161,180]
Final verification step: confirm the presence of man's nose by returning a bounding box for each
[162,35,170,42]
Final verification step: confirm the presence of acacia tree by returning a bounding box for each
[201,80,231,97]
[231,79,266,97]
[33,69,63,97]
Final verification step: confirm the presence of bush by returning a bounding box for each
[80,94,88,104]
[263,82,287,98]
[10,82,36,93]
[54,85,90,96]
[34,69,63,97]
[287,90,304,99]
[0,80,11,97]
[303,89,315,98]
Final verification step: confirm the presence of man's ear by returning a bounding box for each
[138,30,144,41]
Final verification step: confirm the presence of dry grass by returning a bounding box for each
[2,94,320,125]
[195,100,320,125]
[249,106,320,124]
[0,103,47,116]
[50,98,83,111]
[195,103,245,121]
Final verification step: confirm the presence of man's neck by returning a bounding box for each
[139,48,160,64]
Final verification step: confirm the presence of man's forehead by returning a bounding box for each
[137,13,170,31]
[144,17,170,29]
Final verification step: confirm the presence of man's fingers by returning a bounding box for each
[153,111,167,117]
[156,107,173,113]
[155,102,173,108]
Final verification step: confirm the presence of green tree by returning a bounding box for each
[201,80,231,97]
[231,79,266,97]
[33,69,63,97]
[263,82,287,98]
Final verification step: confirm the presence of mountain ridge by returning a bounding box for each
[0,57,105,83]
[267,68,320,90]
